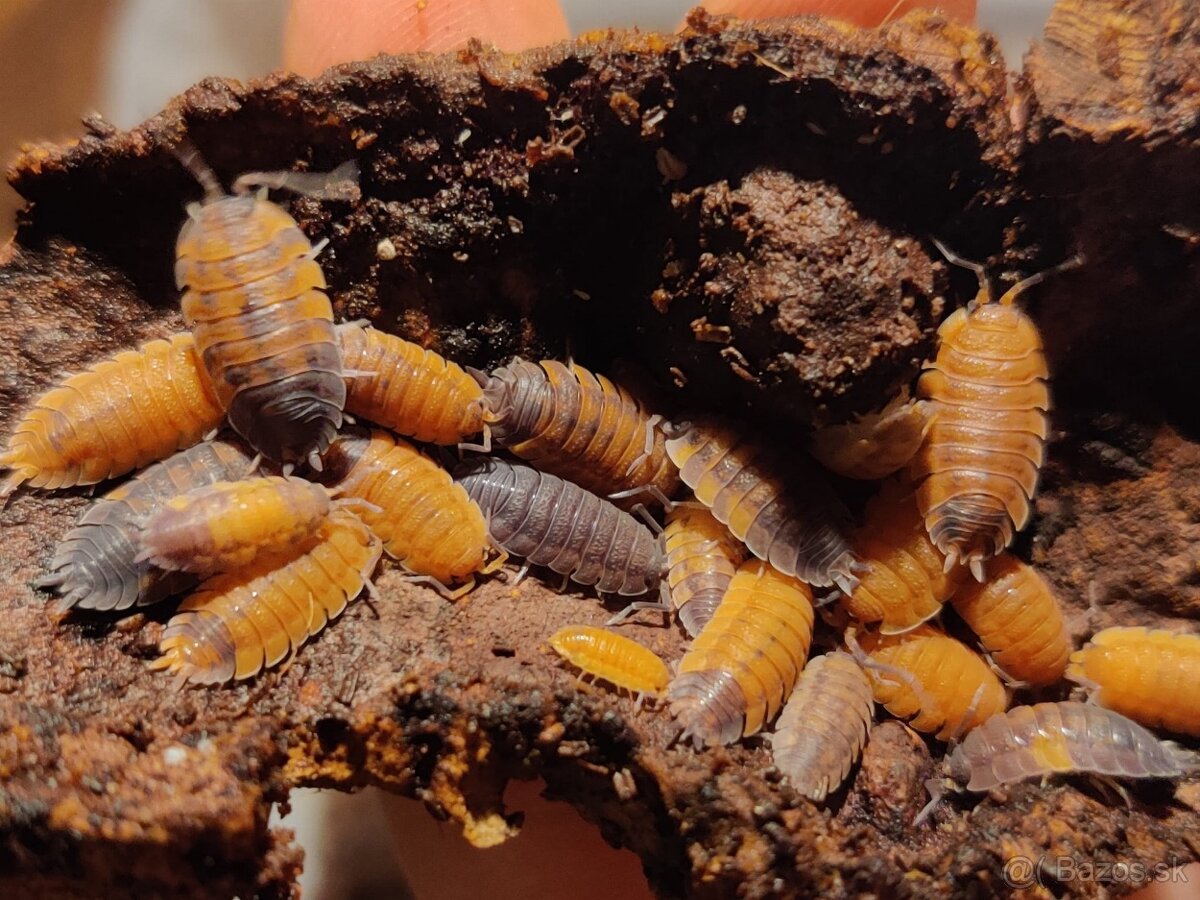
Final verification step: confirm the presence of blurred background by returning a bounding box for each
[0,2,1067,899]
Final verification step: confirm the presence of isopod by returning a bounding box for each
[809,391,929,481]
[855,624,1006,741]
[919,702,1198,824]
[549,626,670,697]
[339,323,487,446]
[151,508,381,685]
[455,457,663,597]
[770,650,874,803]
[321,429,496,597]
[473,358,680,508]
[136,475,340,575]
[909,244,1081,580]
[664,418,859,593]
[669,560,815,747]
[662,505,746,637]
[0,333,223,500]
[36,439,257,612]
[174,149,356,468]
[951,553,1071,687]
[841,478,963,634]
[1067,627,1200,736]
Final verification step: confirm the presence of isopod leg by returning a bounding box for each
[402,574,474,601]
[481,547,509,575]
[628,502,663,535]
[914,777,952,827]
[457,423,492,455]
[508,562,531,586]
[606,597,672,628]
[947,682,988,748]
[608,484,675,510]
[623,414,664,476]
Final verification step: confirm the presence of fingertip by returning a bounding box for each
[284,0,570,76]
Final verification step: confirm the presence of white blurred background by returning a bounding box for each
[0,2,1055,897]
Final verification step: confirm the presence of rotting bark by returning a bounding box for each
[1,1,1199,897]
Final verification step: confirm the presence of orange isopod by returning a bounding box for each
[909,245,1080,580]
[548,626,670,697]
[474,358,681,509]
[669,560,815,747]
[136,475,341,575]
[841,478,964,634]
[321,428,496,597]
[855,625,1007,741]
[1067,627,1200,737]
[809,392,930,481]
[174,151,356,469]
[338,323,487,447]
[151,509,382,685]
[951,553,1071,687]
[0,333,223,500]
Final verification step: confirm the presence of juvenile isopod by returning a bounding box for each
[669,560,815,747]
[455,457,663,597]
[908,244,1082,579]
[809,392,930,481]
[174,148,358,468]
[664,418,859,593]
[841,478,963,634]
[770,650,874,803]
[36,439,257,612]
[321,429,497,597]
[473,358,680,509]
[0,333,223,500]
[338,324,487,447]
[136,475,348,575]
[1068,627,1200,737]
[855,624,1007,741]
[151,508,382,685]
[951,553,1071,687]
[919,702,1199,824]
[548,625,670,698]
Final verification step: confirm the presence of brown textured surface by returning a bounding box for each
[2,3,1199,897]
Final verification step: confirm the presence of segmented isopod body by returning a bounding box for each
[945,701,1197,793]
[456,458,662,596]
[137,476,334,575]
[857,625,1006,741]
[321,429,491,593]
[841,478,963,634]
[669,561,815,747]
[809,392,929,481]
[908,261,1055,580]
[176,178,344,467]
[549,626,670,696]
[663,505,746,637]
[1,333,223,499]
[664,419,858,593]
[339,324,485,445]
[771,651,874,802]
[474,358,680,508]
[952,554,1070,687]
[152,509,381,684]
[36,439,256,612]
[1068,628,1200,737]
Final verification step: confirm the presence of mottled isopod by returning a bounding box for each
[549,626,670,696]
[152,509,381,685]
[1068,627,1200,737]
[321,429,495,597]
[841,478,963,634]
[856,624,1007,741]
[136,476,339,575]
[664,418,859,593]
[771,650,874,803]
[175,152,353,468]
[474,357,680,509]
[339,324,487,446]
[36,439,257,612]
[456,457,663,597]
[809,392,929,481]
[1,333,223,500]
[669,560,815,747]
[952,553,1071,687]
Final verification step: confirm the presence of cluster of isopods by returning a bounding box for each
[2,149,1197,822]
